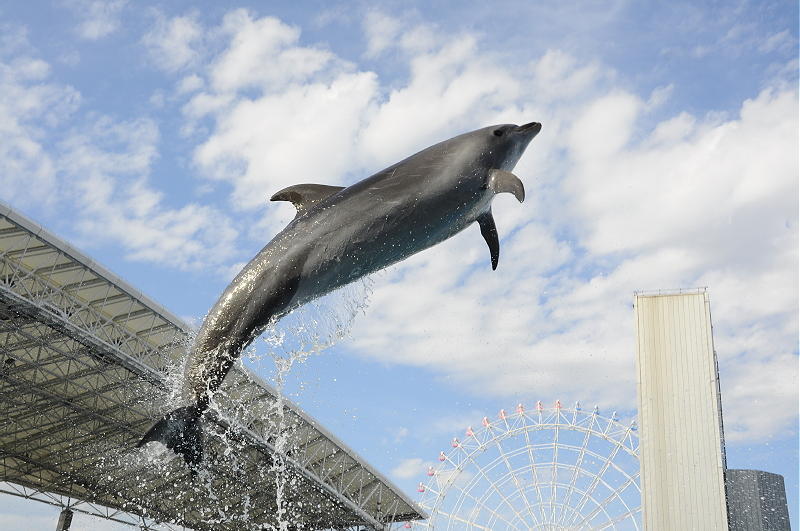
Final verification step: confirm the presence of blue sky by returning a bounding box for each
[0,0,797,528]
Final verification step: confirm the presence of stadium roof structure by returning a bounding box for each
[0,201,424,530]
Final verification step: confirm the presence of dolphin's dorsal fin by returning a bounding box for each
[270,184,344,215]
[487,170,525,203]
[477,210,500,270]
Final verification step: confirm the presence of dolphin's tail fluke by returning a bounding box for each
[137,405,203,467]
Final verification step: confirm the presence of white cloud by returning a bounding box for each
[0,23,29,56]
[177,74,204,94]
[142,12,202,72]
[345,54,797,443]
[362,10,402,58]
[391,457,430,480]
[358,35,520,169]
[187,10,527,225]
[0,513,56,530]
[428,410,492,438]
[361,10,443,59]
[0,32,241,274]
[180,10,380,225]
[0,52,80,208]
[194,71,377,214]
[758,29,794,54]
[532,49,605,104]
[58,116,239,270]
[164,12,796,443]
[721,353,798,443]
[395,426,409,441]
[568,91,641,164]
[567,87,797,259]
[209,9,333,94]
[65,0,127,40]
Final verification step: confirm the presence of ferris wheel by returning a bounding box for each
[409,401,641,530]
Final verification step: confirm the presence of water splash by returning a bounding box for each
[129,277,373,529]
[250,277,374,529]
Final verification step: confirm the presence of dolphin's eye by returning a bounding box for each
[493,129,504,137]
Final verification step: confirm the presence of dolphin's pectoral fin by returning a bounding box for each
[477,211,500,270]
[270,184,345,215]
[487,170,525,203]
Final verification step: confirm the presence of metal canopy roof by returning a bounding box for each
[0,201,423,529]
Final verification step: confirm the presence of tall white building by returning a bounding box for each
[633,289,729,530]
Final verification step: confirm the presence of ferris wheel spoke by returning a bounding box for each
[573,471,641,529]
[427,508,493,530]
[493,425,542,527]
[440,449,536,527]
[421,405,641,530]
[595,505,642,530]
[566,434,624,526]
[445,476,524,530]
[525,475,621,527]
[467,462,555,528]
[519,415,549,524]
[549,416,560,522]
[454,446,527,530]
[554,412,593,525]
[533,465,619,526]
[438,449,526,530]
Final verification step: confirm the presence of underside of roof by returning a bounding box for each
[0,202,423,530]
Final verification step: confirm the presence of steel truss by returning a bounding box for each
[0,481,182,529]
[0,202,422,530]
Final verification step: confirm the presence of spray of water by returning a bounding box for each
[247,277,374,529]
[128,277,373,529]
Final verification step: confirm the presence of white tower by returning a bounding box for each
[634,289,729,530]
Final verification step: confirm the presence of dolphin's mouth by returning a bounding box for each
[514,121,542,137]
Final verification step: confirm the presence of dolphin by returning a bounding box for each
[138,121,542,466]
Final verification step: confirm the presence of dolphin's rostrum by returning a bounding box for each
[137,121,542,466]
